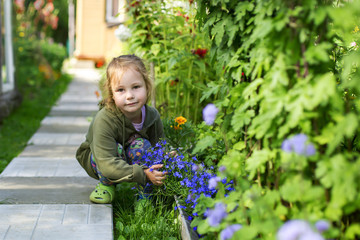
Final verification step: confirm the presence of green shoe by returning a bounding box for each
[89,183,115,204]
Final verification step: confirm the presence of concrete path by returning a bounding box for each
[0,64,113,240]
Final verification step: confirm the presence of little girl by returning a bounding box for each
[76,54,166,204]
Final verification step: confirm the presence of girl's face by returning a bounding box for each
[111,67,147,122]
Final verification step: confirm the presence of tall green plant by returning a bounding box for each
[191,0,360,239]
[126,0,216,122]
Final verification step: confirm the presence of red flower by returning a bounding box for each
[130,0,140,7]
[95,60,105,68]
[193,48,208,58]
[170,78,179,87]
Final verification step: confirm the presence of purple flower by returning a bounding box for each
[203,103,219,125]
[292,134,308,154]
[209,176,221,189]
[277,220,314,240]
[305,144,316,156]
[281,139,292,152]
[315,220,330,233]
[219,166,226,172]
[220,224,242,240]
[192,164,199,171]
[281,134,316,156]
[207,203,228,227]
[298,231,324,240]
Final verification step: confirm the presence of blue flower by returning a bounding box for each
[281,134,316,156]
[315,220,330,233]
[192,164,199,171]
[203,103,219,125]
[219,165,226,172]
[209,176,221,189]
[207,202,228,227]
[220,224,242,240]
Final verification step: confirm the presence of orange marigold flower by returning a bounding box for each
[174,125,182,130]
[175,116,187,125]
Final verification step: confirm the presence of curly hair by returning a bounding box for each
[100,55,152,111]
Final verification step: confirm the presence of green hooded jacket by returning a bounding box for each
[75,104,164,185]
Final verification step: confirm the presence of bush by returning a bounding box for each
[14,38,67,90]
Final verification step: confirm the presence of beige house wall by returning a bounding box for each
[74,0,126,62]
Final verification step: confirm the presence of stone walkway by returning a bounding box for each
[0,65,113,240]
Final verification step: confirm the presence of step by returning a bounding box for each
[49,109,97,117]
[0,177,98,204]
[38,116,91,133]
[27,133,86,146]
[19,145,79,158]
[37,124,89,134]
[1,157,87,177]
[0,204,112,240]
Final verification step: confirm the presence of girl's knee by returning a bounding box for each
[126,138,151,165]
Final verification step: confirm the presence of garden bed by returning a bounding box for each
[175,196,198,240]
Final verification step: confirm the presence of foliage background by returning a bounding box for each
[126,0,360,239]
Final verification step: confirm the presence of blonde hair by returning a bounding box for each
[100,55,152,111]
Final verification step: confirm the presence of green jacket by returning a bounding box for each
[76,105,164,185]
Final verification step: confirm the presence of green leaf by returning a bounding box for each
[116,221,124,232]
[192,135,216,154]
[233,141,246,151]
[227,24,239,47]
[231,109,255,132]
[200,82,221,102]
[220,149,245,178]
[326,113,359,155]
[168,57,178,70]
[304,42,332,64]
[194,60,206,73]
[234,225,258,240]
[151,44,161,56]
[280,175,312,202]
[246,148,274,179]
[345,224,360,239]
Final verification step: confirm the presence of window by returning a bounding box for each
[105,0,126,27]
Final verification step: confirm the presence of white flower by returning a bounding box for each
[115,25,132,42]
[351,41,357,47]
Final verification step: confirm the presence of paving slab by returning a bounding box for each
[0,177,98,204]
[49,109,98,117]
[37,124,89,133]
[37,116,91,133]
[1,157,88,177]
[41,116,92,126]
[0,204,112,240]
[19,145,79,158]
[56,95,100,104]
[27,133,86,145]
[51,103,99,112]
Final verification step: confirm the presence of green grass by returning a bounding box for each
[113,183,181,240]
[0,74,72,172]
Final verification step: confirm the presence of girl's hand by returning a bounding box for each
[144,164,168,186]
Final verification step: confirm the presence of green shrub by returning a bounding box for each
[14,37,67,90]
[190,0,360,239]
